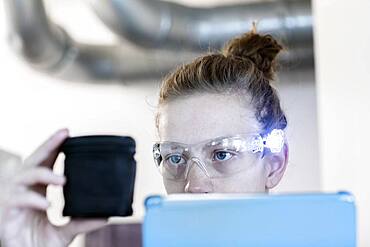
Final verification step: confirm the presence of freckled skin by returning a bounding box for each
[157,93,288,194]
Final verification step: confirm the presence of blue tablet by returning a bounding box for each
[143,192,356,247]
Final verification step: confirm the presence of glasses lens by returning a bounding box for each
[203,136,260,176]
[154,142,188,180]
[153,135,262,180]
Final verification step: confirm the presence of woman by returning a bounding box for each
[0,28,288,246]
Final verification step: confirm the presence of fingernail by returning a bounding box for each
[57,128,69,137]
[60,175,66,184]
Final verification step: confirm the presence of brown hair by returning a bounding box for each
[155,27,287,136]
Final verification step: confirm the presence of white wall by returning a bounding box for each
[313,0,370,246]
[0,0,320,246]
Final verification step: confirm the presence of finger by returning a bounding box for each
[15,167,66,186]
[24,129,69,168]
[10,190,50,210]
[57,219,108,244]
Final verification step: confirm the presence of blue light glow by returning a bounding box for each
[264,129,285,153]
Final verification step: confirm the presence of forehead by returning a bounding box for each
[157,93,260,144]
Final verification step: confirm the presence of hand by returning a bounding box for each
[0,129,107,247]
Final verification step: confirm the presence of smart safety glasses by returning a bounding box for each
[152,129,285,181]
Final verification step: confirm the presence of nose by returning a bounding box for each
[184,160,213,193]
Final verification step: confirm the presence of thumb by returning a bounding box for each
[57,219,108,244]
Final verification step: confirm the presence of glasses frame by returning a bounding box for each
[152,129,285,180]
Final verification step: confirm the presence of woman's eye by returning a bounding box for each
[213,151,234,162]
[167,155,186,166]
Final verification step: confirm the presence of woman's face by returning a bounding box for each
[157,92,287,194]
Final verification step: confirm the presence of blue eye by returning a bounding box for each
[167,155,186,166]
[213,151,234,162]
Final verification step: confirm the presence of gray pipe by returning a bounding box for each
[3,0,197,81]
[3,0,313,82]
[90,0,312,50]
[4,0,67,71]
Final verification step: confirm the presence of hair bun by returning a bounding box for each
[222,27,284,80]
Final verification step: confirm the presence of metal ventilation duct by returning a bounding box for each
[90,0,312,50]
[3,0,313,82]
